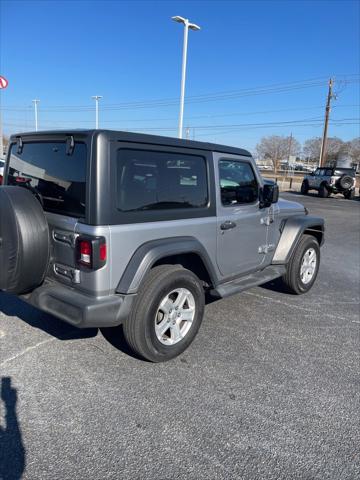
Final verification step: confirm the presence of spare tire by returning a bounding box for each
[337,175,353,190]
[0,186,50,294]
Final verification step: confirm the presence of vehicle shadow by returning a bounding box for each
[0,377,26,480]
[284,190,360,201]
[0,291,97,341]
[101,326,146,362]
[260,277,292,294]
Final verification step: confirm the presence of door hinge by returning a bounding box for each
[258,244,276,254]
[260,216,274,226]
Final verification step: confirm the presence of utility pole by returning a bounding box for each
[91,95,103,129]
[287,132,293,177]
[319,78,334,167]
[32,99,40,131]
[287,132,293,163]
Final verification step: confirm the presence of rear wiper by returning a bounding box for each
[16,136,23,154]
[66,135,75,155]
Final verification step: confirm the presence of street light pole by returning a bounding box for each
[172,16,200,139]
[32,99,40,131]
[91,95,103,129]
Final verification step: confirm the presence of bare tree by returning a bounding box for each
[255,135,300,173]
[303,137,322,162]
[303,136,344,164]
[346,137,360,164]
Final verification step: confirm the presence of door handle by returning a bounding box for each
[220,220,236,230]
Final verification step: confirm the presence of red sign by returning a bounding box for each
[0,76,9,89]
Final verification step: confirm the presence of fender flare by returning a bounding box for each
[116,236,218,294]
[272,215,325,265]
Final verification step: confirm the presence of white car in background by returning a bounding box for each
[0,160,4,184]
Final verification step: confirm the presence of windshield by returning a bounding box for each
[7,141,87,218]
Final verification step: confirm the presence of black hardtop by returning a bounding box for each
[9,129,252,157]
[333,168,356,176]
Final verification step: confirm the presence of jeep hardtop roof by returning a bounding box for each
[9,129,252,158]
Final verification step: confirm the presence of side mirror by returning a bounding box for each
[260,182,279,208]
[310,171,315,176]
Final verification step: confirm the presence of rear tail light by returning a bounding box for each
[99,243,107,262]
[76,236,107,270]
[0,175,3,185]
[79,240,92,266]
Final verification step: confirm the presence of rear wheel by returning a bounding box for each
[300,181,309,195]
[123,265,205,362]
[281,234,320,294]
[343,189,355,200]
[318,183,329,198]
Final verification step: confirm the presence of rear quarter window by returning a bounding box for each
[116,149,208,212]
[7,141,87,218]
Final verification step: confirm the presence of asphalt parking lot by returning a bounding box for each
[0,192,359,480]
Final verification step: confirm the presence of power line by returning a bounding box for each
[3,117,358,131]
[4,103,359,123]
[2,76,359,113]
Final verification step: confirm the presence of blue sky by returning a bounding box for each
[0,0,359,152]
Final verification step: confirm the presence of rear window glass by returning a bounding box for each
[8,141,87,218]
[116,149,208,212]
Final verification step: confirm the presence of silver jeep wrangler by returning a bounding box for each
[0,130,324,362]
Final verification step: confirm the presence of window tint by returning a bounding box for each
[219,160,258,206]
[117,149,208,211]
[8,142,87,218]
[325,169,333,176]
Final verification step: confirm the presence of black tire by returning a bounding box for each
[318,183,329,198]
[123,265,205,362]
[281,234,320,295]
[343,189,355,200]
[0,186,49,294]
[300,181,309,195]
[338,174,353,190]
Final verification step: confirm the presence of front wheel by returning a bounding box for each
[318,183,330,198]
[281,234,320,294]
[300,181,309,195]
[123,265,205,362]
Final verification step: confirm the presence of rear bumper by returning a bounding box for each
[21,282,136,328]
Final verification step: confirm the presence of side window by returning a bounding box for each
[325,169,332,176]
[315,169,321,176]
[116,149,208,212]
[219,160,258,206]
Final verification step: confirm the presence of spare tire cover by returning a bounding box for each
[0,186,50,294]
